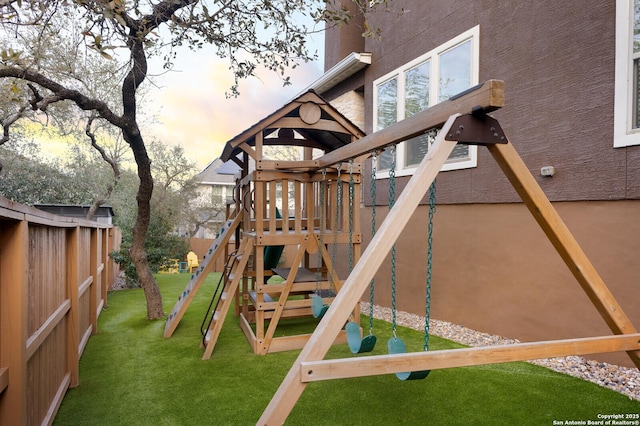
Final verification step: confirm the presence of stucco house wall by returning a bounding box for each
[322,0,640,367]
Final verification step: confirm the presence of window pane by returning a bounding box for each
[449,144,470,161]
[404,60,431,167]
[404,60,430,118]
[405,134,429,167]
[378,148,394,171]
[376,77,398,130]
[211,186,223,205]
[439,40,472,102]
[376,77,398,171]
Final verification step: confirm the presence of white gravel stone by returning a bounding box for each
[361,302,640,401]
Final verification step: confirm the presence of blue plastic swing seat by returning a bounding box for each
[345,321,377,354]
[310,294,329,318]
[387,337,431,381]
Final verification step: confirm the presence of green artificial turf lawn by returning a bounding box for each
[54,273,640,425]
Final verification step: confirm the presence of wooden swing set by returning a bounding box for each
[256,80,640,424]
[162,80,639,424]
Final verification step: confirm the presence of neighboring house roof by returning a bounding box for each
[33,204,115,223]
[197,158,238,184]
[220,89,365,164]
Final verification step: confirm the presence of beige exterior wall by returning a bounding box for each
[360,200,640,367]
[329,90,365,130]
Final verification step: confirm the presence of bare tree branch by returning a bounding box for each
[0,66,124,127]
[0,102,26,146]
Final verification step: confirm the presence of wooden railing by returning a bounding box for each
[0,197,121,426]
[240,166,361,241]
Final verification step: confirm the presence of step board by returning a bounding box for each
[249,291,274,304]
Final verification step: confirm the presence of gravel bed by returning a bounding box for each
[361,302,640,401]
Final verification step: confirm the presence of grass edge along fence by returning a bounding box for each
[0,197,121,426]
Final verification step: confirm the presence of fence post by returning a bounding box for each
[100,228,109,307]
[106,228,114,291]
[0,219,29,425]
[66,226,80,388]
[90,228,99,334]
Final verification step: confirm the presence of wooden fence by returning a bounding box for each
[0,197,121,425]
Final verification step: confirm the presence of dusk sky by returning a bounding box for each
[145,32,325,171]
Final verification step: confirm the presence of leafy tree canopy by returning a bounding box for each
[0,0,390,319]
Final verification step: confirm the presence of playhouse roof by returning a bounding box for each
[220,90,365,166]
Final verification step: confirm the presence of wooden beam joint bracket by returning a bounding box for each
[446,113,508,145]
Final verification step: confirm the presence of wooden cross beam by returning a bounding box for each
[300,334,640,382]
[317,79,505,168]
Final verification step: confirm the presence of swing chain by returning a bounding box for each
[423,129,439,351]
[368,152,377,334]
[389,145,397,335]
[331,164,342,288]
[424,179,436,351]
[315,169,327,287]
[348,159,354,272]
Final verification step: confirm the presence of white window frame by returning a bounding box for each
[373,26,480,178]
[614,0,640,147]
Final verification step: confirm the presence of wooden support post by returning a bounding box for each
[66,227,80,388]
[255,243,266,344]
[487,142,640,368]
[100,228,109,309]
[89,228,99,335]
[105,228,114,291]
[257,115,461,425]
[0,220,29,426]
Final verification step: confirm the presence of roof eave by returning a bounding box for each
[295,52,372,97]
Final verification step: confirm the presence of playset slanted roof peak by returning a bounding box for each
[220,90,365,168]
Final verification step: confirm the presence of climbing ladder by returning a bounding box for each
[163,213,242,338]
[201,237,253,360]
[200,249,240,341]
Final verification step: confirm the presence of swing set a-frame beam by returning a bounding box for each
[257,81,640,425]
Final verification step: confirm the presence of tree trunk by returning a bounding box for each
[126,132,165,319]
[86,200,103,221]
[121,34,165,320]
